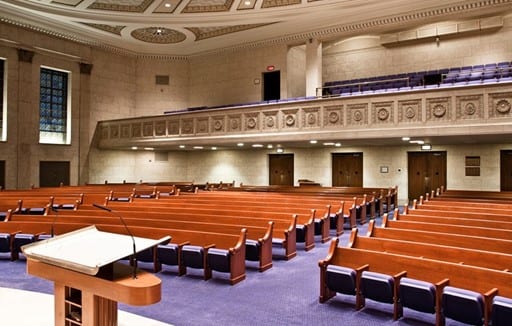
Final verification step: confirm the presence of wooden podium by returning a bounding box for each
[22,226,170,326]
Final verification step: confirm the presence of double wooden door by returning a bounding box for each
[501,150,512,191]
[332,153,363,187]
[408,151,446,203]
[40,161,70,187]
[269,154,294,186]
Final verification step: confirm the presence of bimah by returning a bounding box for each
[22,225,170,326]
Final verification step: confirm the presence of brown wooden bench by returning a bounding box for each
[349,225,512,271]
[318,237,512,325]
[403,206,512,223]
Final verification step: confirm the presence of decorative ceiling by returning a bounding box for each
[0,0,511,56]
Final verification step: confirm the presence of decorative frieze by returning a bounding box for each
[196,118,209,134]
[489,92,512,118]
[263,111,278,130]
[302,107,321,128]
[398,99,422,123]
[212,116,225,133]
[244,113,259,131]
[155,121,166,136]
[142,122,153,137]
[181,119,194,134]
[282,109,299,129]
[131,123,141,137]
[372,101,394,124]
[346,104,368,126]
[228,115,242,132]
[120,124,130,138]
[168,120,180,135]
[110,125,119,138]
[426,97,451,122]
[456,95,483,120]
[323,105,343,127]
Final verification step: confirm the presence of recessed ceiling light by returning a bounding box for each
[402,137,410,141]
[131,146,138,150]
[193,146,203,149]
[252,144,264,148]
[323,142,335,146]
[237,143,244,147]
[276,148,284,153]
[144,147,154,151]
[244,0,251,5]
[211,147,217,150]
[267,144,273,149]
[310,140,317,144]
[179,145,185,149]
[164,3,171,7]
[335,143,341,147]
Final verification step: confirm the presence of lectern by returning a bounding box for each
[22,226,170,326]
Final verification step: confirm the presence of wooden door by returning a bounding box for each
[40,161,70,187]
[332,153,363,187]
[269,154,293,186]
[408,151,446,202]
[0,160,4,190]
[501,150,512,191]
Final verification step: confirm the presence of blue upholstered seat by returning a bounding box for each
[245,239,260,261]
[442,286,484,325]
[157,243,179,266]
[296,224,306,243]
[207,248,231,273]
[492,295,512,326]
[0,233,11,253]
[325,265,356,295]
[181,245,204,269]
[37,234,52,241]
[361,271,394,304]
[13,233,36,260]
[399,277,436,314]
[136,247,154,263]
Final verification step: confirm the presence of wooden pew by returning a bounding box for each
[9,213,275,272]
[394,208,512,230]
[318,237,512,326]
[403,206,512,223]
[0,221,247,285]
[367,219,512,255]
[349,225,512,271]
[381,214,512,241]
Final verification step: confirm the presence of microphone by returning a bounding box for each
[93,203,138,279]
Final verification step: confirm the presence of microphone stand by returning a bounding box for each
[93,203,138,279]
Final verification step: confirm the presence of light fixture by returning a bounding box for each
[131,146,138,150]
[164,3,171,7]
[323,142,335,146]
[244,0,251,5]
[310,140,317,144]
[252,144,264,148]
[179,145,185,149]
[193,146,203,149]
[267,144,273,149]
[402,137,410,141]
[335,143,341,147]
[211,147,217,150]
[409,140,425,145]
[421,144,432,150]
[237,143,244,147]
[276,148,284,153]
[143,147,154,151]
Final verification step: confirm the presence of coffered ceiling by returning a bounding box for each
[1,0,511,56]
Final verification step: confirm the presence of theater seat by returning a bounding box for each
[0,233,12,258]
[325,265,357,296]
[245,239,260,261]
[207,248,230,273]
[157,243,185,276]
[136,247,159,272]
[442,286,484,325]
[492,295,512,326]
[181,245,211,280]
[399,277,436,315]
[12,233,36,260]
[360,271,402,320]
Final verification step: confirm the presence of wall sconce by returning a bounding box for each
[421,144,432,151]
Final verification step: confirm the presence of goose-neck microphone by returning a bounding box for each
[92,203,137,279]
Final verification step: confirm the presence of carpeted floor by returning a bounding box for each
[0,219,466,326]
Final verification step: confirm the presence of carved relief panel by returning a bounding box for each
[346,103,368,126]
[143,122,154,137]
[212,116,225,133]
[489,92,512,118]
[456,95,483,120]
[168,120,180,136]
[196,117,209,134]
[100,126,109,140]
[228,115,242,132]
[155,121,166,136]
[120,124,130,138]
[372,101,394,125]
[244,112,260,131]
[181,118,194,135]
[398,99,422,123]
[282,109,299,129]
[109,125,119,139]
[323,105,343,127]
[426,97,451,122]
[302,107,321,129]
[263,111,279,131]
[131,123,142,138]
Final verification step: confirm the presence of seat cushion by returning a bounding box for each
[245,239,260,261]
[399,277,436,314]
[442,286,484,325]
[492,295,512,326]
[296,225,306,243]
[207,248,231,273]
[326,265,356,295]
[13,233,36,252]
[314,218,323,235]
[181,245,204,269]
[361,271,394,304]
[157,244,179,266]
[136,247,154,263]
[0,233,11,253]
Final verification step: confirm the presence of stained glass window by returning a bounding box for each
[40,68,68,133]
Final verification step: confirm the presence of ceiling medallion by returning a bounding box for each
[131,27,186,44]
